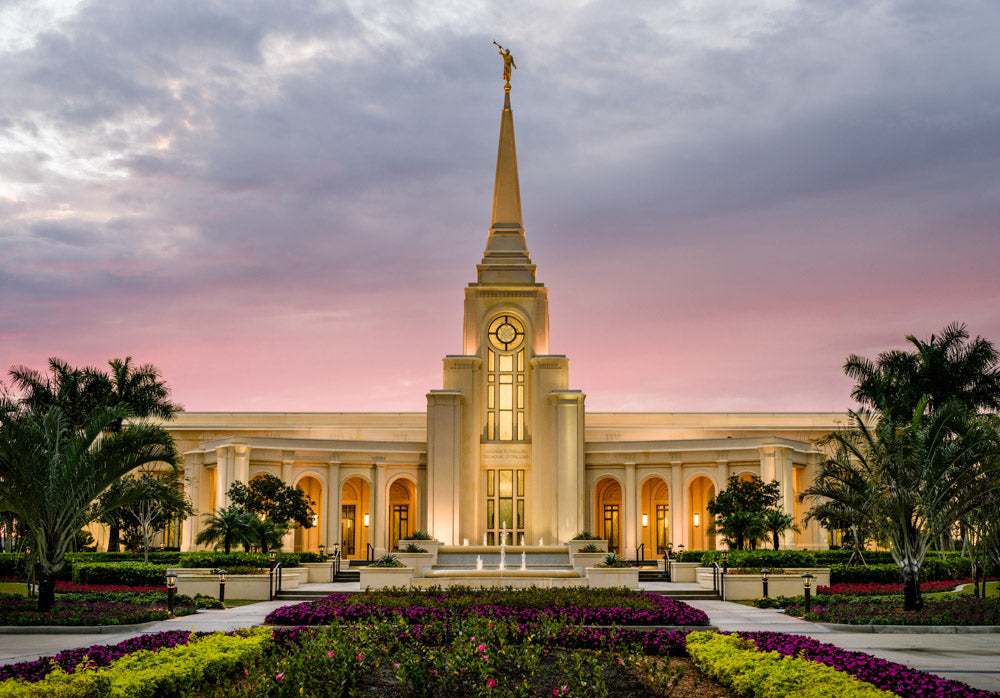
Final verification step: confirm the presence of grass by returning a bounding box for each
[925,581,1000,599]
[222,598,262,608]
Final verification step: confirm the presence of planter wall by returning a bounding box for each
[668,561,700,583]
[585,567,639,589]
[300,562,334,583]
[395,552,434,577]
[570,552,608,575]
[695,567,831,599]
[175,573,272,601]
[398,539,441,564]
[359,566,415,590]
[567,539,608,556]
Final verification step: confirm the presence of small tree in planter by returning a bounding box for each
[368,554,404,568]
[596,553,631,569]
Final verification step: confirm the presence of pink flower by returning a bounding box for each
[327,651,334,658]
[486,678,496,688]
[357,653,363,661]
[477,643,486,652]
[276,672,283,681]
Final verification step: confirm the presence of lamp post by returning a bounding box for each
[319,543,326,559]
[802,572,815,613]
[760,568,770,599]
[664,542,673,581]
[218,569,227,604]
[166,572,177,614]
[269,549,278,570]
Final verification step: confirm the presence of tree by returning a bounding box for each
[0,404,178,611]
[195,507,254,555]
[116,470,193,562]
[707,475,783,550]
[804,402,1000,611]
[227,474,315,530]
[8,357,182,551]
[244,516,288,554]
[845,322,1000,421]
[761,509,800,551]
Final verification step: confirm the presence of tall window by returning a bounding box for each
[486,314,526,441]
[603,504,620,553]
[655,504,669,554]
[484,468,525,545]
[391,504,409,551]
[341,505,356,556]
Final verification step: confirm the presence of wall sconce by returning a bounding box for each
[642,514,649,527]
[363,513,370,527]
[693,513,700,527]
[312,515,318,527]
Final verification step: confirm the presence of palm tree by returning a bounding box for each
[0,404,178,611]
[845,322,1000,420]
[761,509,800,550]
[195,507,253,555]
[244,516,288,554]
[804,402,1000,611]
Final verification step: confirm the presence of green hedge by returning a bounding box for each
[0,630,268,698]
[673,549,710,563]
[66,552,182,565]
[71,562,169,587]
[701,550,819,568]
[685,631,893,698]
[830,557,972,584]
[178,551,302,568]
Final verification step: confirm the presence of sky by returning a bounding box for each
[2,0,999,414]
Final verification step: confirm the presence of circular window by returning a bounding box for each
[487,314,525,351]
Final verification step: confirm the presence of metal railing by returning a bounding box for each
[662,550,671,581]
[269,562,283,601]
[635,543,644,565]
[366,543,375,563]
[332,550,341,579]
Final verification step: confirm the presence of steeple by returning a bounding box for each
[477,85,536,284]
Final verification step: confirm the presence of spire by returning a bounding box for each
[478,85,536,284]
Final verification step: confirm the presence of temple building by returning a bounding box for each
[173,85,844,558]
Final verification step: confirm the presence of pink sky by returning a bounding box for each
[3,3,999,413]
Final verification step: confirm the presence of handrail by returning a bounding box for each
[333,550,341,579]
[712,562,720,594]
[635,543,644,564]
[269,561,283,601]
[662,549,671,581]
[366,543,375,562]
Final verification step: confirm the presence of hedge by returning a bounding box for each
[71,562,169,587]
[685,631,893,698]
[0,630,268,698]
[177,552,303,568]
[66,552,182,565]
[830,557,972,584]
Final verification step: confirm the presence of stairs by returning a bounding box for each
[273,588,332,601]
[647,588,721,600]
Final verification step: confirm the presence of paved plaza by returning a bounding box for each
[1,582,999,693]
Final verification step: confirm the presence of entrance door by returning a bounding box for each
[603,504,620,553]
[484,468,525,545]
[391,504,409,550]
[655,503,669,554]
[341,505,356,556]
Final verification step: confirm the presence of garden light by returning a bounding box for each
[269,549,277,565]
[165,572,177,613]
[319,544,325,558]
[761,568,769,598]
[802,572,815,613]
[218,569,227,603]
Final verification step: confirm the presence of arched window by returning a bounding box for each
[486,314,526,441]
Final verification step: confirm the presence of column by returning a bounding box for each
[327,461,341,549]
[777,447,795,549]
[426,391,463,544]
[716,459,728,550]
[181,452,202,552]
[233,446,250,485]
[623,462,637,556]
[373,463,387,557]
[670,461,683,550]
[281,452,295,551]
[549,391,585,543]
[214,447,230,511]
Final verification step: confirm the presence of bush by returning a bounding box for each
[367,554,403,568]
[572,531,599,540]
[409,530,433,540]
[686,631,893,697]
[596,553,631,568]
[0,665,109,698]
[830,557,971,585]
[701,550,818,568]
[178,552,301,568]
[0,554,30,580]
[403,544,428,553]
[66,552,182,565]
[71,562,168,587]
[673,549,710,563]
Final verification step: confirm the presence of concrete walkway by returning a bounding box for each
[1,581,999,693]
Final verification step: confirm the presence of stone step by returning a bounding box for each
[647,589,720,600]
[273,590,333,601]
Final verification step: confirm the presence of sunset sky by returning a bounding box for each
[3,1,999,414]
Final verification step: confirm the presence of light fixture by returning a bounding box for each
[165,572,177,589]
[165,572,177,614]
[642,514,649,527]
[217,569,227,603]
[218,569,228,584]
[269,549,277,563]
[319,544,325,558]
[363,513,370,527]
[693,513,700,527]
[312,515,318,527]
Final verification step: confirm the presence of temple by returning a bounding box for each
[170,86,844,558]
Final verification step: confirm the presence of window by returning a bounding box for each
[486,314,526,441]
[484,468,525,544]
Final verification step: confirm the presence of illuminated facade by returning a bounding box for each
[174,87,845,557]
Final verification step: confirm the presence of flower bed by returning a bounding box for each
[819,579,984,596]
[744,631,998,698]
[788,596,1000,625]
[54,580,166,594]
[0,592,196,626]
[265,588,710,627]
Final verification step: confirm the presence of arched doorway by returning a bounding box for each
[389,478,416,550]
[688,476,715,550]
[294,475,322,553]
[594,478,622,553]
[340,477,370,560]
[640,476,670,555]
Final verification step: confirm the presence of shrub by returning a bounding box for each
[408,530,433,540]
[686,631,893,697]
[580,544,602,553]
[178,552,301,569]
[701,549,817,568]
[673,549,709,563]
[596,553,631,568]
[572,531,599,540]
[71,562,168,587]
[403,544,428,553]
[367,554,404,568]
[0,665,109,698]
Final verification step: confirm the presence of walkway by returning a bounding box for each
[0,582,998,693]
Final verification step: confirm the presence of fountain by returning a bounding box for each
[463,538,469,546]
[476,555,483,571]
[539,537,544,546]
[520,550,527,571]
[498,546,506,571]
[520,534,525,546]
[483,532,487,546]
